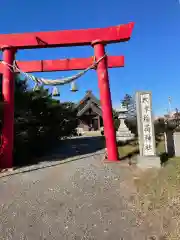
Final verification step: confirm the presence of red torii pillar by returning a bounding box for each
[92,40,117,161]
[0,23,134,168]
[1,46,16,168]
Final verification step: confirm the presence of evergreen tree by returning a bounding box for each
[0,73,78,166]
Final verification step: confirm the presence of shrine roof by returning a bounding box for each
[75,90,100,108]
[77,101,102,117]
[75,90,102,117]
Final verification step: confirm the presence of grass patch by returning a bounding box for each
[116,139,180,237]
[133,157,180,239]
[118,144,138,158]
[157,140,166,154]
[117,139,180,238]
[118,140,166,160]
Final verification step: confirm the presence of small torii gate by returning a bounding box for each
[0,23,134,168]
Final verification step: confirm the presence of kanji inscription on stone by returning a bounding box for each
[136,91,156,156]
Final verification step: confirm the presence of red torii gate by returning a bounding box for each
[0,22,134,168]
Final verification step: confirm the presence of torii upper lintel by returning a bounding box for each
[0,22,134,49]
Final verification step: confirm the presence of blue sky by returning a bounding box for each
[1,0,180,116]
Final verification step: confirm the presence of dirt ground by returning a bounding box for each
[0,150,166,240]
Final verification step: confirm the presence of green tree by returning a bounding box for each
[121,94,132,108]
[0,74,78,166]
[112,108,120,131]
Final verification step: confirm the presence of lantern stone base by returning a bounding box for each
[136,155,161,169]
[116,123,135,142]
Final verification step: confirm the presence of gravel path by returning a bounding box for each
[0,149,155,239]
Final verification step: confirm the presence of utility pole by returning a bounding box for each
[168,96,172,115]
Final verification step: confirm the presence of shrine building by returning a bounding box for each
[75,90,103,132]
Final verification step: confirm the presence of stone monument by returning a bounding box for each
[136,91,161,168]
[173,131,180,157]
[116,104,135,142]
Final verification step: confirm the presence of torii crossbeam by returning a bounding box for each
[0,22,134,168]
[0,56,124,73]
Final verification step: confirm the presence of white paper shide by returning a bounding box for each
[140,93,155,156]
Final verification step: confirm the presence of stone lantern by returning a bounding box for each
[116,104,135,142]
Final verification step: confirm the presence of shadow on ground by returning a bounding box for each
[14,136,106,169]
[159,152,169,166]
